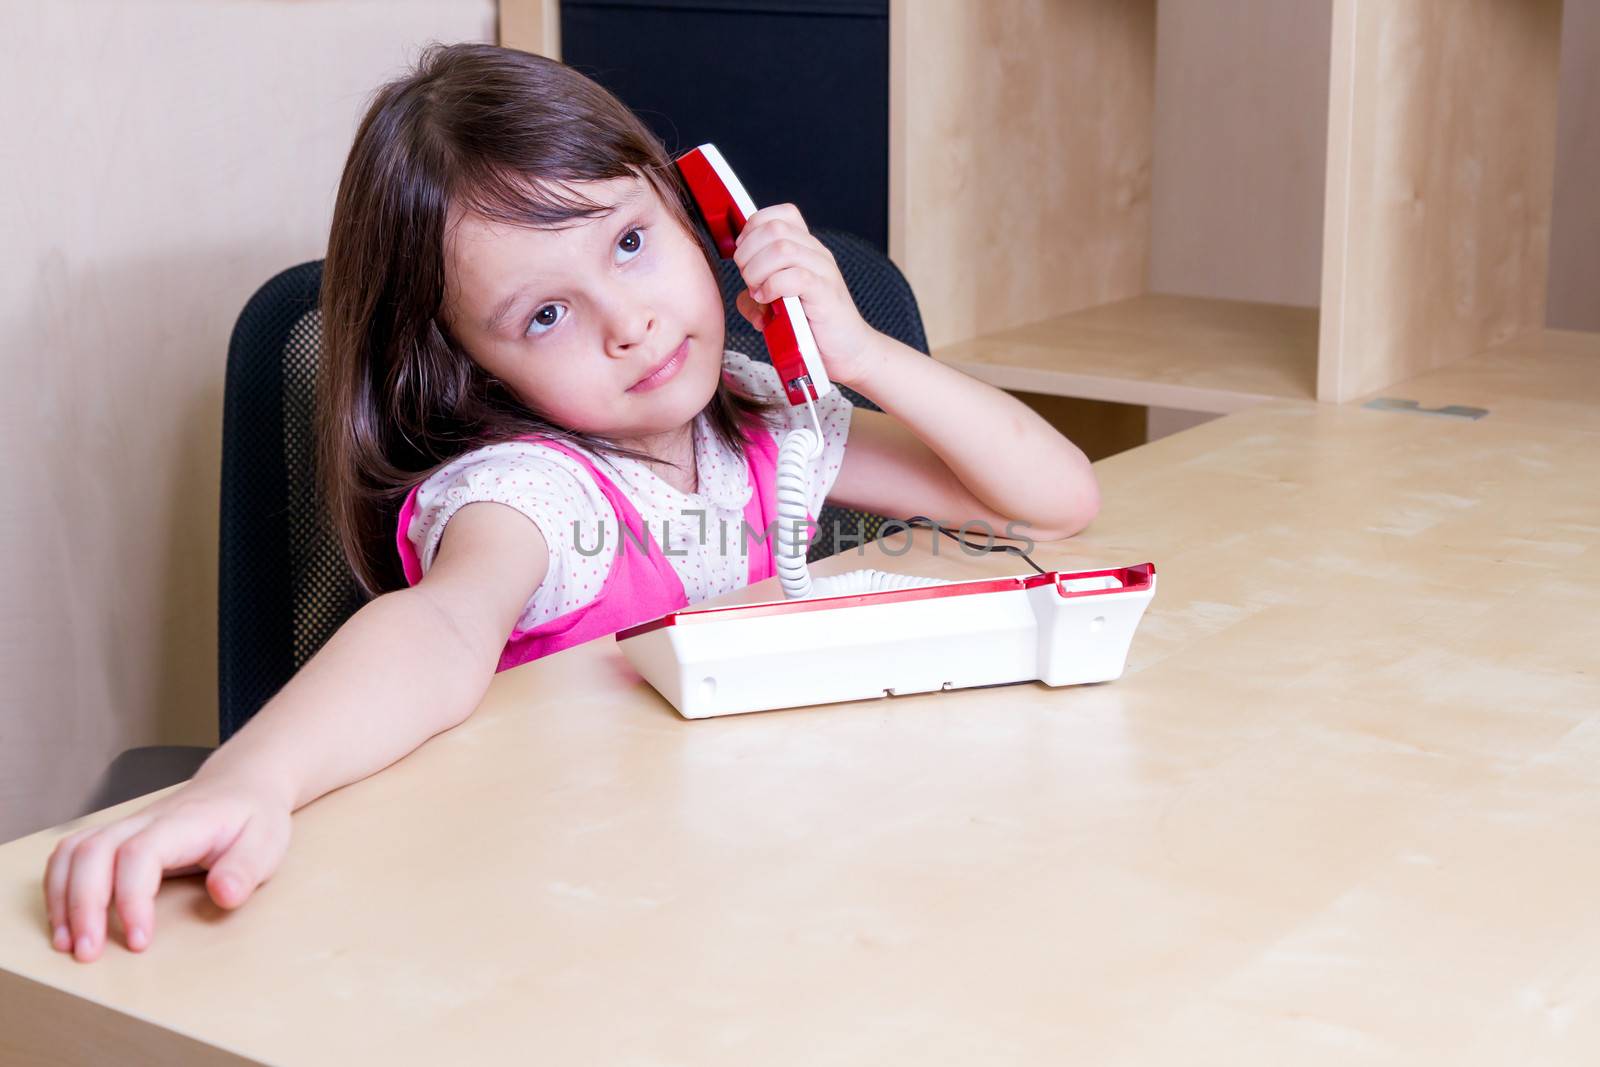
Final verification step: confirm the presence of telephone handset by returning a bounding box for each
[674,144,835,409]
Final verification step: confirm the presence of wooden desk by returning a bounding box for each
[4,399,1599,1064]
[1358,328,1600,433]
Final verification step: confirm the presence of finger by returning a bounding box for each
[741,243,834,300]
[65,823,147,961]
[732,212,816,269]
[205,811,290,910]
[44,830,96,952]
[111,813,223,953]
[740,202,806,237]
[732,207,819,267]
[735,289,770,330]
[733,218,790,271]
[750,265,828,306]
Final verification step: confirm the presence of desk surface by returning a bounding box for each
[4,355,1599,1064]
[1360,328,1600,432]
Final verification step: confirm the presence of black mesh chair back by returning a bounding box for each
[219,261,363,742]
[218,229,928,741]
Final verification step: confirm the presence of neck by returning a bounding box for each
[614,422,697,492]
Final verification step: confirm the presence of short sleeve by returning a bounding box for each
[720,349,853,516]
[406,442,621,631]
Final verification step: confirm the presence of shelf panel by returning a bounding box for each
[1358,329,1600,433]
[930,294,1319,414]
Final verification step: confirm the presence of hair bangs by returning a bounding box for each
[456,162,654,232]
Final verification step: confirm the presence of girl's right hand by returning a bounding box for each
[42,775,293,962]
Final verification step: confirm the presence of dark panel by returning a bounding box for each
[561,0,889,251]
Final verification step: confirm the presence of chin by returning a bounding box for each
[627,359,714,431]
[666,337,722,408]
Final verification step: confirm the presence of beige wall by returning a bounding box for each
[1148,0,1333,307]
[1,0,496,843]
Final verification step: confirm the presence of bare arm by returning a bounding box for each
[200,500,549,809]
[726,203,1099,543]
[45,500,548,961]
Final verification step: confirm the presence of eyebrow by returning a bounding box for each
[480,183,648,336]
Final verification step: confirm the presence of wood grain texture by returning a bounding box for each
[1319,0,1564,402]
[0,969,252,1067]
[497,0,560,57]
[888,0,909,269]
[931,294,1319,413]
[1548,0,1600,332]
[1010,391,1150,461]
[1360,327,1600,432]
[893,0,1155,349]
[5,386,1600,1062]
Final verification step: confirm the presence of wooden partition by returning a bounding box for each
[891,0,1574,412]
[499,0,559,57]
[888,0,1156,351]
[895,0,1322,415]
[1318,0,1565,402]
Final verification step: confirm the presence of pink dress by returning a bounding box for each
[394,421,812,673]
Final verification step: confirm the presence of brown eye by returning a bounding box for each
[617,228,643,259]
[526,304,566,336]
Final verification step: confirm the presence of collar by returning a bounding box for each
[691,411,755,513]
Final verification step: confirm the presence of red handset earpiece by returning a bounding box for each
[675,144,834,407]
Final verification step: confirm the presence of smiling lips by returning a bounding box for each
[629,338,690,392]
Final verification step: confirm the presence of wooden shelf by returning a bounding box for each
[893,1,1563,405]
[1359,329,1600,433]
[930,294,1319,415]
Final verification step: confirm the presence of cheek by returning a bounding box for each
[503,350,603,428]
[680,256,726,333]
[655,229,723,320]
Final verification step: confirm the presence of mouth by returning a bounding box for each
[628,338,690,392]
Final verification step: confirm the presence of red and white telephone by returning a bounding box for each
[674,143,834,409]
[611,144,1157,719]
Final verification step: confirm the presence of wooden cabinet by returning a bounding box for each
[889,0,1570,413]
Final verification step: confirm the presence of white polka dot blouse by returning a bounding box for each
[406,350,854,632]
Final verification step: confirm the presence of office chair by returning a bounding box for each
[85,228,930,811]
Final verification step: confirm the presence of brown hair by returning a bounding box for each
[318,42,782,598]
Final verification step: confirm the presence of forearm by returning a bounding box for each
[193,588,495,812]
[843,332,1099,535]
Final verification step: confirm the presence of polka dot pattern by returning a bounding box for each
[407,350,852,631]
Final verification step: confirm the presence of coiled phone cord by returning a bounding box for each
[772,398,949,601]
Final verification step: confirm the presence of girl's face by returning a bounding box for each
[442,175,726,453]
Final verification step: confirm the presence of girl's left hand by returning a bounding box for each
[732,205,880,386]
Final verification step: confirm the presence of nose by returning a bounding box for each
[603,295,658,359]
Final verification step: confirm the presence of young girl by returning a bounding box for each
[43,43,1099,962]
